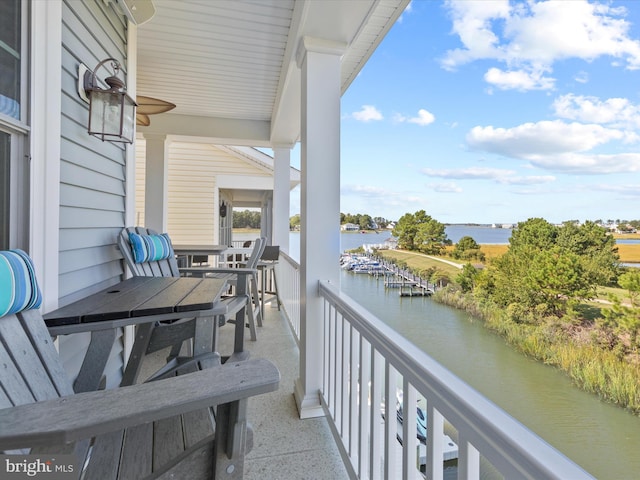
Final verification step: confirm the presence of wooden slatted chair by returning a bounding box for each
[188,237,266,337]
[117,227,255,380]
[0,249,280,479]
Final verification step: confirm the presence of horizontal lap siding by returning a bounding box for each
[58,0,128,388]
[167,142,217,245]
[136,141,269,245]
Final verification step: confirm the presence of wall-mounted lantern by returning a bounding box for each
[79,58,137,143]
[220,202,228,218]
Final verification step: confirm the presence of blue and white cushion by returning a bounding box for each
[129,232,174,263]
[0,249,43,316]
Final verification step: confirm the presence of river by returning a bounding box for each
[281,229,640,479]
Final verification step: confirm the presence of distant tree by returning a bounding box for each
[556,220,619,287]
[482,218,619,320]
[619,270,640,306]
[604,270,640,350]
[456,263,479,293]
[373,216,389,229]
[359,214,374,230]
[290,214,301,230]
[452,236,485,261]
[233,209,261,228]
[393,210,447,253]
[509,217,557,254]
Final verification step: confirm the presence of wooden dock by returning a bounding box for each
[399,285,432,297]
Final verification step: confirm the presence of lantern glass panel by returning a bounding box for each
[88,90,135,143]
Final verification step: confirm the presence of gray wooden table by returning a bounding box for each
[172,244,228,267]
[44,276,230,392]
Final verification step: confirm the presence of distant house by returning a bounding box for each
[341,223,359,231]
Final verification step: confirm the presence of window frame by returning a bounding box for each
[0,0,30,250]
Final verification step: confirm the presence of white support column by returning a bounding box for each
[30,0,62,312]
[143,133,169,232]
[124,23,138,230]
[294,37,345,419]
[272,145,291,253]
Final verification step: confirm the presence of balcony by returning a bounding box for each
[140,253,594,480]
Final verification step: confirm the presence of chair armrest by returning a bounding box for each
[0,358,279,450]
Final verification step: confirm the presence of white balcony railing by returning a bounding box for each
[273,258,593,479]
[317,281,594,480]
[276,252,300,344]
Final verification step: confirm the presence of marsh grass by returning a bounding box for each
[617,244,640,263]
[434,287,640,414]
[476,243,640,263]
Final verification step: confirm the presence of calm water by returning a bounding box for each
[282,229,640,479]
[339,271,640,479]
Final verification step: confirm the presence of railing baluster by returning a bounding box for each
[350,326,359,462]
[384,362,397,480]
[403,381,418,480]
[359,338,372,478]
[457,434,480,480]
[336,311,344,434]
[343,315,351,441]
[370,349,383,480]
[322,300,330,407]
[425,404,444,480]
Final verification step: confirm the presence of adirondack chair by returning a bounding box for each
[119,227,265,341]
[117,227,259,378]
[0,249,280,479]
[185,238,266,336]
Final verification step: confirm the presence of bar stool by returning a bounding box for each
[257,245,282,319]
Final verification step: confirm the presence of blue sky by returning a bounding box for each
[289,0,640,225]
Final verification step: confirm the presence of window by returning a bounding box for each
[0,0,21,119]
[0,0,28,250]
[0,132,9,247]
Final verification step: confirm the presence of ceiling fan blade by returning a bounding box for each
[136,95,176,115]
[136,113,150,126]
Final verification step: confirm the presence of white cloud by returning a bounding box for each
[553,94,640,129]
[497,175,556,185]
[422,166,555,185]
[342,184,388,196]
[484,67,555,91]
[466,119,640,173]
[408,109,435,126]
[442,0,640,90]
[524,152,640,174]
[467,120,633,158]
[574,71,589,84]
[427,182,463,193]
[592,183,640,196]
[423,166,515,179]
[394,109,436,126]
[352,105,383,122]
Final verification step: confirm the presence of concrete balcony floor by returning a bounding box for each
[220,306,347,479]
[141,304,348,479]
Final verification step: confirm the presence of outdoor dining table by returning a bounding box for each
[172,244,229,267]
[44,276,231,393]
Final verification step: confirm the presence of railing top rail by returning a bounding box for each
[279,251,299,268]
[319,280,594,480]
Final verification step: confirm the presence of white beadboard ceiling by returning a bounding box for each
[136,0,410,146]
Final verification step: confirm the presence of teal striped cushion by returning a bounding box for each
[129,233,174,263]
[0,249,43,316]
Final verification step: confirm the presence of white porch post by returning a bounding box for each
[272,145,291,253]
[294,37,345,419]
[30,0,62,312]
[143,133,169,232]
